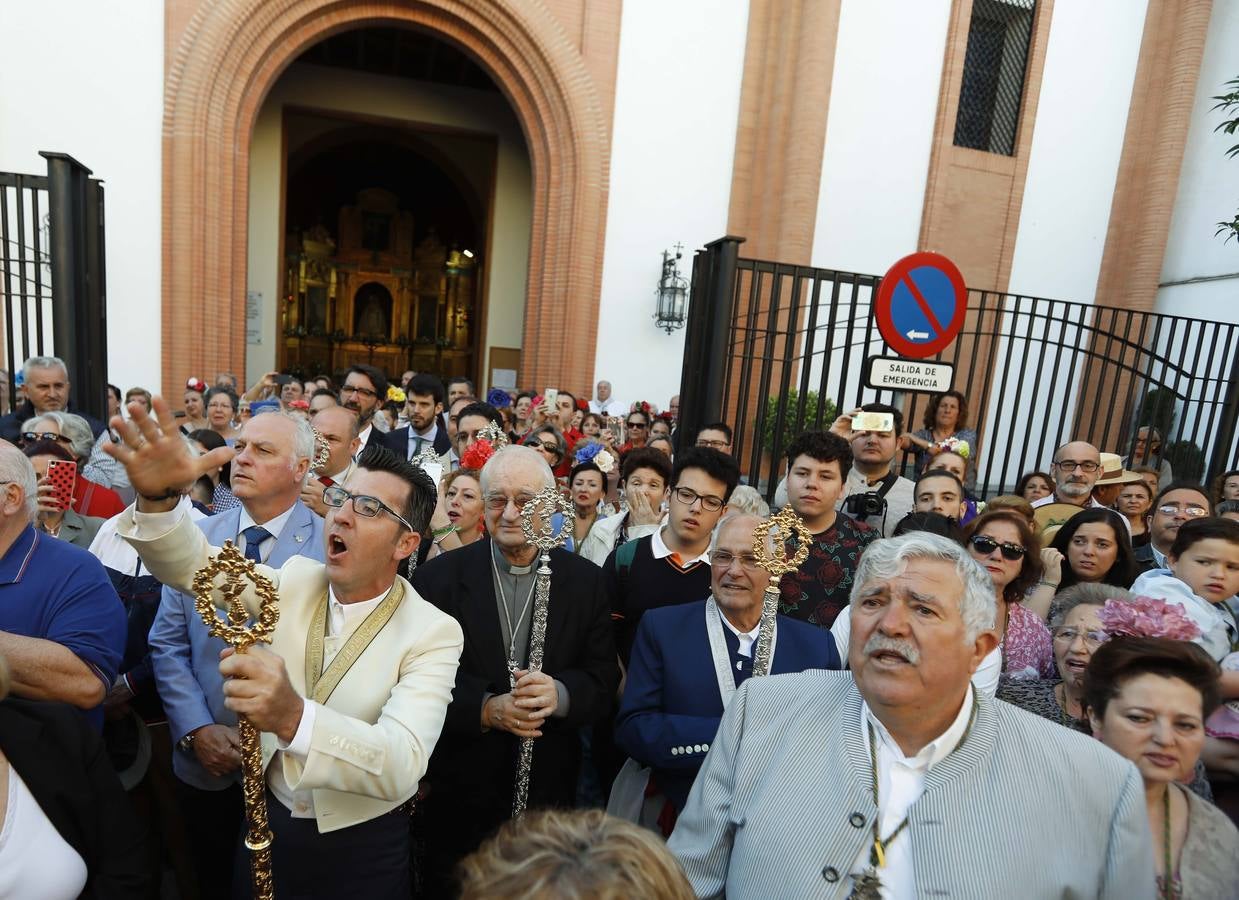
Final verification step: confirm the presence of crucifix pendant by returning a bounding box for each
[508,658,519,690]
[847,868,883,900]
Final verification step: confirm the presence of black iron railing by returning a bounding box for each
[677,237,1239,501]
[0,153,107,419]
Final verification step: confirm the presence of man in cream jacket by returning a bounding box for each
[105,398,463,897]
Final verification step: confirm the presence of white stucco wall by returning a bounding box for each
[1157,0,1239,326]
[0,0,164,395]
[810,0,951,276]
[246,62,532,385]
[592,0,750,412]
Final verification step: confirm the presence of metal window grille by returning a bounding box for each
[953,0,1037,156]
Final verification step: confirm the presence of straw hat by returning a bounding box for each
[1094,452,1143,486]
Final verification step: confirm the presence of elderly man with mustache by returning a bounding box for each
[668,532,1155,899]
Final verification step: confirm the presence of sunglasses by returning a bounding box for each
[626,421,647,429]
[969,534,1026,561]
[20,431,71,445]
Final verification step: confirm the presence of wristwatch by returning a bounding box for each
[178,730,199,752]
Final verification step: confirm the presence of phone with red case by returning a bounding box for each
[46,459,76,512]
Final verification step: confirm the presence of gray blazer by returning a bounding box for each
[668,671,1154,900]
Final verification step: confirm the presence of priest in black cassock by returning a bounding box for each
[411,445,618,896]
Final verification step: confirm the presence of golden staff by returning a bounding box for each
[511,484,573,820]
[749,507,812,677]
[192,541,281,900]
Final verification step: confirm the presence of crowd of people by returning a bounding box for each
[3,354,1239,898]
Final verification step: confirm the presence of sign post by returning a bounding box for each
[871,252,966,394]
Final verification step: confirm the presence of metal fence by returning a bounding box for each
[0,153,108,419]
[678,237,1239,501]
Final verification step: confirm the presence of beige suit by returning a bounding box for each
[116,507,464,833]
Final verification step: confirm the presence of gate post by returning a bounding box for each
[676,235,743,446]
[1207,347,1239,484]
[42,152,108,424]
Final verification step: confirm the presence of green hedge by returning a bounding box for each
[761,390,836,454]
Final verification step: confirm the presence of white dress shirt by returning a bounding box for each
[407,422,438,458]
[356,423,374,457]
[272,585,392,818]
[851,686,975,899]
[719,614,760,658]
[650,525,711,566]
[236,504,296,563]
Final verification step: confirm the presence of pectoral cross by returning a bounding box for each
[847,868,883,900]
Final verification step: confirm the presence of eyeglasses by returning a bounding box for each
[340,385,378,398]
[711,550,762,571]
[1052,627,1110,647]
[969,534,1027,561]
[672,486,725,512]
[696,439,729,449]
[1157,503,1208,518]
[322,485,412,531]
[484,493,537,512]
[1053,460,1100,474]
[20,431,70,445]
[626,421,647,429]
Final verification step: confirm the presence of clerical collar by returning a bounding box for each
[490,540,534,576]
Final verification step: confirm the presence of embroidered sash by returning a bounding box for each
[704,595,776,707]
[303,580,405,704]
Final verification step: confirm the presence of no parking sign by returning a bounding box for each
[873,252,966,359]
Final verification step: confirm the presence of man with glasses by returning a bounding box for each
[604,447,740,665]
[144,409,325,896]
[1124,426,1173,489]
[1033,441,1105,510]
[694,422,733,454]
[338,364,401,457]
[1134,482,1213,572]
[107,402,463,897]
[612,513,840,829]
[409,444,617,895]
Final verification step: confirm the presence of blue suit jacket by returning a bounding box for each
[148,501,324,789]
[615,600,840,811]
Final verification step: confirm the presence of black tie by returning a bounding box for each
[241,525,272,564]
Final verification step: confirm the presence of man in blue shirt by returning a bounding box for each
[0,442,124,730]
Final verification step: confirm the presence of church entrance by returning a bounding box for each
[250,26,533,389]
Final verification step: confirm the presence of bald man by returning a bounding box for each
[1033,441,1104,510]
[301,405,361,518]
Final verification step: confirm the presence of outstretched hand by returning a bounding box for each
[102,395,235,510]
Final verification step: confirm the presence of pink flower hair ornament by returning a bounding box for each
[1097,596,1201,642]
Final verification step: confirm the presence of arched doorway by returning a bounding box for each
[161,0,609,395]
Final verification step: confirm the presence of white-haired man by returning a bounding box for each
[669,532,1154,899]
[0,355,105,442]
[590,380,625,417]
[410,444,619,895]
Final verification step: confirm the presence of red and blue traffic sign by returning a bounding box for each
[874,251,966,359]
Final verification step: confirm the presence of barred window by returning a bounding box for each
[953,0,1036,156]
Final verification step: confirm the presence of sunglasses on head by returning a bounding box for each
[969,534,1026,561]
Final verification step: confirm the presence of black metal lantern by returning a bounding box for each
[654,244,688,334]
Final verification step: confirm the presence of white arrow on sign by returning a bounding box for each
[906,330,930,340]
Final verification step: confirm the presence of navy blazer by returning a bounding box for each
[147,501,324,789]
[615,600,840,811]
[385,423,451,460]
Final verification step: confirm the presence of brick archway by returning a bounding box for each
[161,0,609,394]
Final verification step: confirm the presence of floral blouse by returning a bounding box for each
[1003,601,1054,679]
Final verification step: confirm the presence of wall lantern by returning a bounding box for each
[654,243,688,334]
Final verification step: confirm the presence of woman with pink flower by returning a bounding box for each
[1085,634,1239,899]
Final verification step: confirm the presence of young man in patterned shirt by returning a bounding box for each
[778,431,877,629]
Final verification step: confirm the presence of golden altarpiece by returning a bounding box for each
[279,188,476,380]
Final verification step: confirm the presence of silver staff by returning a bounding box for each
[511,484,573,819]
[750,506,812,677]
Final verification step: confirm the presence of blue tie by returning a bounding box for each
[241,525,272,564]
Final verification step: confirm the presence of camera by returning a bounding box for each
[845,491,886,520]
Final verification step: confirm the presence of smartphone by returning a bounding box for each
[608,417,623,443]
[853,411,895,434]
[543,388,559,410]
[274,374,294,387]
[46,459,76,512]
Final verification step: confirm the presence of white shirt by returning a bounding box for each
[719,613,760,658]
[356,423,374,457]
[829,615,1000,697]
[851,686,975,899]
[271,585,393,818]
[236,504,297,563]
[407,422,438,458]
[650,525,711,566]
[589,398,626,417]
[0,765,88,900]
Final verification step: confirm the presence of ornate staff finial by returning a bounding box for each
[510,485,572,820]
[477,420,510,449]
[749,507,812,677]
[309,429,331,475]
[192,542,281,898]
